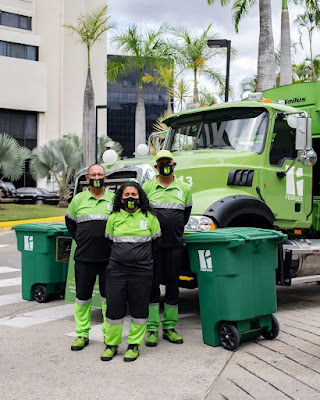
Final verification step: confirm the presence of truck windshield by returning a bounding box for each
[168,108,268,154]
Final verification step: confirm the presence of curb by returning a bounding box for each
[0,216,65,230]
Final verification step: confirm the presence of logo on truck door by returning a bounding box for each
[198,250,213,272]
[285,166,303,201]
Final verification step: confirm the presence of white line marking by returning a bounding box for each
[0,267,20,274]
[23,304,74,319]
[0,293,25,306]
[0,316,52,327]
[0,277,21,287]
[0,304,75,328]
[0,244,9,248]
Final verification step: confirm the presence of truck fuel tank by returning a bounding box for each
[283,239,320,281]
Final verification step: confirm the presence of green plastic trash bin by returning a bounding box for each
[12,223,71,303]
[184,227,286,351]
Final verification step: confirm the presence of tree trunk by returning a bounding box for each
[135,85,146,157]
[167,95,173,115]
[83,67,96,166]
[280,0,292,86]
[257,0,276,92]
[309,31,316,80]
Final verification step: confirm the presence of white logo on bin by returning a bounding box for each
[24,236,34,251]
[198,249,212,272]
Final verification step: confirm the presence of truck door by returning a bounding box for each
[261,115,312,225]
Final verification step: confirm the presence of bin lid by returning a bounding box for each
[11,222,68,234]
[183,227,286,243]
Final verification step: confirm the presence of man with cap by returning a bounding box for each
[142,150,192,346]
[65,163,114,351]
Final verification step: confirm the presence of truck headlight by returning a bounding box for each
[184,216,217,232]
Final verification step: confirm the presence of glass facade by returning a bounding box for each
[0,41,38,61]
[0,11,32,30]
[0,109,37,187]
[107,55,169,158]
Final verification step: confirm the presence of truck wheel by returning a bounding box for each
[219,323,240,351]
[34,284,48,303]
[262,314,279,340]
[35,199,44,205]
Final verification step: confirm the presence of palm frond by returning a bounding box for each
[0,134,30,180]
[106,55,136,83]
[232,0,257,33]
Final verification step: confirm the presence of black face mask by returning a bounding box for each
[123,197,139,210]
[159,164,174,176]
[89,178,105,189]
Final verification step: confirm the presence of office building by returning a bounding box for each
[0,0,107,186]
[107,55,169,158]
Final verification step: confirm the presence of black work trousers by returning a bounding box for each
[105,266,152,321]
[75,261,106,301]
[150,246,185,306]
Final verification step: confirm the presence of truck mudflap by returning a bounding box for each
[203,195,275,228]
[282,239,320,284]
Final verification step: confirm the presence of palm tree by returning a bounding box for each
[172,78,193,111]
[0,133,31,182]
[30,139,83,207]
[292,61,312,82]
[239,76,258,97]
[64,5,112,167]
[97,136,123,163]
[170,24,225,104]
[280,0,293,85]
[207,0,276,92]
[142,64,174,115]
[107,23,169,155]
[294,10,320,81]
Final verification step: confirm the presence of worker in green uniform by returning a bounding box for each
[143,150,192,347]
[65,164,114,351]
[101,181,161,362]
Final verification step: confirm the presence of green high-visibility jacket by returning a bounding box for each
[106,208,161,274]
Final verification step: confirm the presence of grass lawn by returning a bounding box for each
[0,203,66,222]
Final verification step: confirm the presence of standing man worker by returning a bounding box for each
[65,164,114,351]
[143,150,192,347]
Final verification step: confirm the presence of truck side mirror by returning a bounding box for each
[295,117,307,150]
[295,117,312,150]
[298,148,317,167]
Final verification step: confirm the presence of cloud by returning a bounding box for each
[107,0,317,99]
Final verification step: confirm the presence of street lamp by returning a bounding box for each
[207,39,231,103]
[95,105,108,163]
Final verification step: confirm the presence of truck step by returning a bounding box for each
[291,275,320,285]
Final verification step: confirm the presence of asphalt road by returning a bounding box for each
[1,231,320,400]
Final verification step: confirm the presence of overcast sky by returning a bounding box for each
[106,0,315,100]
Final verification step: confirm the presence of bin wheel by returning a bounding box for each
[34,285,48,303]
[35,199,44,205]
[262,315,280,340]
[219,323,240,351]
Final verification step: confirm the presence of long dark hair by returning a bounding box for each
[112,181,155,217]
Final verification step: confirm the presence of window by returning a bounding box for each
[269,116,297,166]
[0,41,38,61]
[0,11,32,30]
[168,108,268,154]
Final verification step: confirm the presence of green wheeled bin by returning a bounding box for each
[184,228,286,351]
[12,223,72,303]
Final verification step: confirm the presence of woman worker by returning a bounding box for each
[101,181,161,362]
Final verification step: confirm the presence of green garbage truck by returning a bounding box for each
[69,80,320,291]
